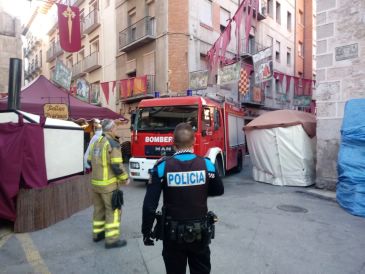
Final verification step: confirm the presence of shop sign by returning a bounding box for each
[218,62,240,85]
[189,70,209,90]
[43,103,69,120]
[253,47,273,84]
[52,60,72,90]
[293,96,311,107]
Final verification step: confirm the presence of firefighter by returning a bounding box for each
[88,119,129,249]
[142,123,224,274]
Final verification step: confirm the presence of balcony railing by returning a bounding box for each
[241,39,266,57]
[119,16,156,52]
[83,51,101,73]
[46,41,63,62]
[82,9,100,35]
[70,0,85,6]
[241,85,265,106]
[121,75,155,102]
[71,61,85,80]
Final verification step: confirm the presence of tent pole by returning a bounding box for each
[7,58,22,110]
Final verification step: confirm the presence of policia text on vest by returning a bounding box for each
[142,152,224,274]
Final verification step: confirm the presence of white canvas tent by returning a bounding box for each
[0,110,84,181]
[244,110,316,186]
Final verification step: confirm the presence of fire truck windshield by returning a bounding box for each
[136,105,199,131]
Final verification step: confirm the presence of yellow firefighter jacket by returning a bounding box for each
[88,132,128,193]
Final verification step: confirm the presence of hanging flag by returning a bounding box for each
[233,3,244,55]
[120,79,134,98]
[133,76,148,95]
[100,82,110,104]
[220,24,231,62]
[239,68,249,95]
[244,0,253,52]
[56,3,81,52]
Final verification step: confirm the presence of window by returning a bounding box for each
[127,71,137,78]
[276,2,281,24]
[298,41,303,57]
[143,51,155,75]
[128,9,137,41]
[275,40,280,62]
[202,107,212,130]
[220,8,230,33]
[78,48,85,62]
[90,38,99,53]
[287,47,291,66]
[299,10,304,25]
[147,0,155,18]
[267,0,273,18]
[105,0,110,8]
[213,108,220,130]
[200,55,208,70]
[200,0,212,27]
[287,11,292,31]
[136,106,199,131]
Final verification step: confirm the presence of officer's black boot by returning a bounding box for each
[105,239,127,249]
[93,232,105,242]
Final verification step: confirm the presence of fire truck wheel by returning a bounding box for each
[215,157,224,178]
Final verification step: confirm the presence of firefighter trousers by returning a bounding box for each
[92,191,121,244]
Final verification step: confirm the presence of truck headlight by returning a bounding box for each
[130,162,140,169]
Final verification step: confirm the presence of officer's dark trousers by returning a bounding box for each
[162,240,211,274]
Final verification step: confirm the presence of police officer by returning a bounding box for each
[142,123,224,274]
[88,119,129,249]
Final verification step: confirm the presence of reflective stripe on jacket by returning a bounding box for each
[88,133,128,187]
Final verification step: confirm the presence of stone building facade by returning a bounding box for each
[0,9,22,97]
[315,0,365,189]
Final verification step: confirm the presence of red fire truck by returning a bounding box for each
[129,95,245,180]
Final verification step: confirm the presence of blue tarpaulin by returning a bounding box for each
[337,99,365,217]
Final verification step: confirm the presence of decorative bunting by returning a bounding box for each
[112,81,116,94]
[56,4,81,52]
[100,82,110,104]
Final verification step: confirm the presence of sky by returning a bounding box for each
[0,0,39,23]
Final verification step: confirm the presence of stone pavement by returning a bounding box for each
[1,161,365,274]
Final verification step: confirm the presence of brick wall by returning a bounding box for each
[168,0,189,92]
[315,0,365,189]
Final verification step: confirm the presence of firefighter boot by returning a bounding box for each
[105,239,127,249]
[93,231,105,242]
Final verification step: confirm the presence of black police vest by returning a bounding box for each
[162,155,209,221]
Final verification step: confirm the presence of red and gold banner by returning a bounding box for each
[56,4,81,52]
